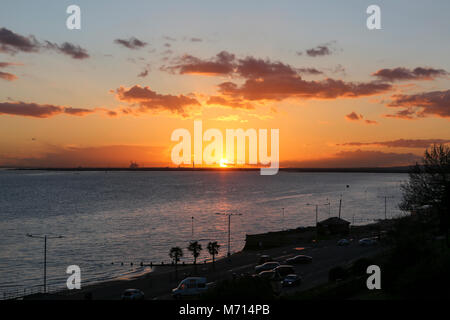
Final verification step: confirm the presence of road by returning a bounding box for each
[31,238,383,300]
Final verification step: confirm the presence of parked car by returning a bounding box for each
[258,255,273,265]
[337,239,350,246]
[285,255,312,264]
[274,265,296,277]
[282,274,302,287]
[359,238,377,246]
[258,270,282,281]
[172,277,208,299]
[121,289,145,300]
[255,261,280,273]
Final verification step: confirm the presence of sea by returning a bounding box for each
[0,170,407,296]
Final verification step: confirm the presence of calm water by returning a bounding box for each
[0,170,407,292]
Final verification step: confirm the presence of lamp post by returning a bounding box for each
[282,207,285,230]
[26,233,64,293]
[306,202,330,226]
[377,195,395,220]
[191,216,194,239]
[215,212,242,257]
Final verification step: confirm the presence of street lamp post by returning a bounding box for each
[215,212,242,257]
[26,233,64,293]
[377,195,394,219]
[306,202,331,226]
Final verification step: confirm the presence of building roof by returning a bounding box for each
[317,217,350,226]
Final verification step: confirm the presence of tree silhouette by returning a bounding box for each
[187,241,202,266]
[169,246,183,279]
[207,241,220,269]
[400,144,450,247]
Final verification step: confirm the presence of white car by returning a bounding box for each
[172,277,208,299]
[121,289,145,300]
[359,238,377,246]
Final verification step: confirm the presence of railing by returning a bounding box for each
[0,284,65,300]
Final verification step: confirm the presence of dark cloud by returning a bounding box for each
[0,101,95,118]
[138,69,149,78]
[44,41,89,59]
[163,51,391,105]
[372,67,448,82]
[217,77,391,101]
[163,52,298,78]
[0,101,63,118]
[114,85,201,117]
[0,61,21,80]
[114,37,147,50]
[299,42,337,57]
[306,45,331,57]
[0,27,89,59]
[345,112,378,124]
[385,90,450,119]
[297,67,323,75]
[345,112,362,121]
[137,64,151,78]
[190,37,202,42]
[0,71,17,81]
[163,51,235,76]
[236,56,297,78]
[338,139,450,148]
[0,27,39,54]
[284,149,420,168]
[63,107,95,116]
[0,62,18,68]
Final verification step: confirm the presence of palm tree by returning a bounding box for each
[207,241,220,270]
[169,247,183,279]
[187,241,202,266]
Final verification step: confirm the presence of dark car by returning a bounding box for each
[274,265,295,277]
[258,255,273,265]
[121,289,145,300]
[359,238,377,246]
[282,274,302,287]
[255,261,280,273]
[258,270,282,281]
[285,255,313,264]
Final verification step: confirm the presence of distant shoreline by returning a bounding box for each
[3,166,412,173]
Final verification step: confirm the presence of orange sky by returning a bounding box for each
[1,2,449,168]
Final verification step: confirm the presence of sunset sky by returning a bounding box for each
[1,0,449,167]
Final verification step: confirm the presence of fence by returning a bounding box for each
[0,284,65,300]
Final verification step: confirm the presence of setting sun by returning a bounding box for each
[219,158,228,168]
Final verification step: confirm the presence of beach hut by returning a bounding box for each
[317,217,350,235]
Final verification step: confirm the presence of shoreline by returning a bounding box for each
[21,219,393,300]
[3,167,412,173]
